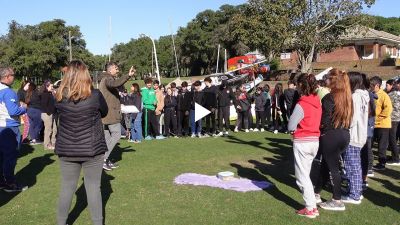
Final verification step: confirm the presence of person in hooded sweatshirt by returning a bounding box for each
[288,73,322,218]
[341,72,369,204]
[217,80,235,136]
[253,86,267,132]
[163,87,178,137]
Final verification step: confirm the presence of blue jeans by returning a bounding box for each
[131,112,142,141]
[190,110,202,135]
[27,107,43,140]
[0,126,21,183]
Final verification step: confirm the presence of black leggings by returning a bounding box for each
[314,129,350,200]
[255,111,265,129]
[218,106,230,131]
[361,137,373,178]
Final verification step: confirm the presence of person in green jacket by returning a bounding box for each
[141,77,166,140]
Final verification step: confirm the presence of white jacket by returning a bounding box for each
[349,89,370,148]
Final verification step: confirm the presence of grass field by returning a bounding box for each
[0,132,399,225]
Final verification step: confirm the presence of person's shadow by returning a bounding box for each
[109,143,136,163]
[66,172,115,225]
[0,153,55,207]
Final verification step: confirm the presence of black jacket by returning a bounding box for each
[284,88,299,114]
[217,86,235,107]
[40,91,56,115]
[177,90,192,111]
[164,95,177,110]
[320,93,349,134]
[203,85,218,109]
[55,89,108,158]
[254,93,267,111]
[190,91,204,110]
[27,90,42,109]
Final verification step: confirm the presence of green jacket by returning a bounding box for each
[141,87,157,110]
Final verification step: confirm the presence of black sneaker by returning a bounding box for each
[3,183,28,192]
[107,160,119,169]
[373,163,385,171]
[103,162,112,171]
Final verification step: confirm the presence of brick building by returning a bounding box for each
[281,27,400,67]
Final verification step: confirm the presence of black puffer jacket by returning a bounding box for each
[55,89,108,157]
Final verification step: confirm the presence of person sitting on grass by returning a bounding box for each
[288,73,322,218]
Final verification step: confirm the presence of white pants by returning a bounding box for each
[293,141,319,209]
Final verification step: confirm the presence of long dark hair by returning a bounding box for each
[25,82,37,104]
[40,80,52,93]
[348,72,366,93]
[273,83,283,96]
[132,83,141,97]
[296,73,318,96]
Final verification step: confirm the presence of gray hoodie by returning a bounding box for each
[349,89,370,148]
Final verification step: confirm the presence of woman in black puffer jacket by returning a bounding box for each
[54,60,108,225]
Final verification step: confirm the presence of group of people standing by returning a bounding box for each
[288,69,400,218]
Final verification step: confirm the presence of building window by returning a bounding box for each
[280,53,291,60]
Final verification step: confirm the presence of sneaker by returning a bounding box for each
[216,132,223,137]
[155,135,166,140]
[197,133,203,138]
[245,129,249,133]
[103,162,112,171]
[313,208,319,216]
[29,139,42,146]
[296,208,316,219]
[224,131,229,136]
[249,128,254,131]
[134,140,142,144]
[367,170,374,177]
[3,183,28,193]
[46,144,55,150]
[315,194,322,204]
[273,130,278,134]
[202,133,210,138]
[144,136,154,141]
[128,139,135,143]
[107,160,119,169]
[362,181,368,191]
[234,127,239,133]
[260,128,265,132]
[373,163,385,171]
[191,134,196,138]
[386,160,400,166]
[319,200,345,211]
[341,195,362,204]
[253,128,259,132]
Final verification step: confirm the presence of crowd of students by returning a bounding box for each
[288,69,400,218]
[1,60,400,223]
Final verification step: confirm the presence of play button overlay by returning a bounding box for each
[195,103,211,122]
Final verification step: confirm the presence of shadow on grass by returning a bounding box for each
[227,135,302,209]
[109,143,136,163]
[364,177,400,212]
[67,172,115,225]
[374,167,400,180]
[0,152,55,207]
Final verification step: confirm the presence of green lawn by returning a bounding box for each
[0,132,399,225]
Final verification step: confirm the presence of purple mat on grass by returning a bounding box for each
[174,173,273,192]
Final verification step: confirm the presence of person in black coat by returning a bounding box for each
[217,80,235,135]
[164,87,178,137]
[54,60,108,225]
[203,77,218,136]
[177,81,191,137]
[190,80,204,137]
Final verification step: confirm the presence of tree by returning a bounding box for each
[0,19,96,79]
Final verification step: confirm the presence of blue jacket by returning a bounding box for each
[0,83,26,127]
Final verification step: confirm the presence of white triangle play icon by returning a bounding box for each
[195,102,211,122]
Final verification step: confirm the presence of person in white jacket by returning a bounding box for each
[342,72,370,204]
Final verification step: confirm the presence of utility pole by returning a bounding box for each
[216,44,220,74]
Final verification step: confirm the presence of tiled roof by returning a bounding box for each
[342,26,400,43]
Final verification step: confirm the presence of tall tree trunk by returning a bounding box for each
[299,44,315,73]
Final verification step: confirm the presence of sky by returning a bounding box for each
[0,0,398,56]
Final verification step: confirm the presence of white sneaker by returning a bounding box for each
[315,194,322,204]
[203,133,210,138]
[245,129,249,133]
[224,131,229,135]
[260,128,265,132]
[191,134,196,138]
[253,128,259,132]
[273,130,278,134]
[249,128,254,131]
[234,127,239,133]
[216,132,223,136]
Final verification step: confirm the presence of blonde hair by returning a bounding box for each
[56,60,92,102]
[328,68,353,129]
